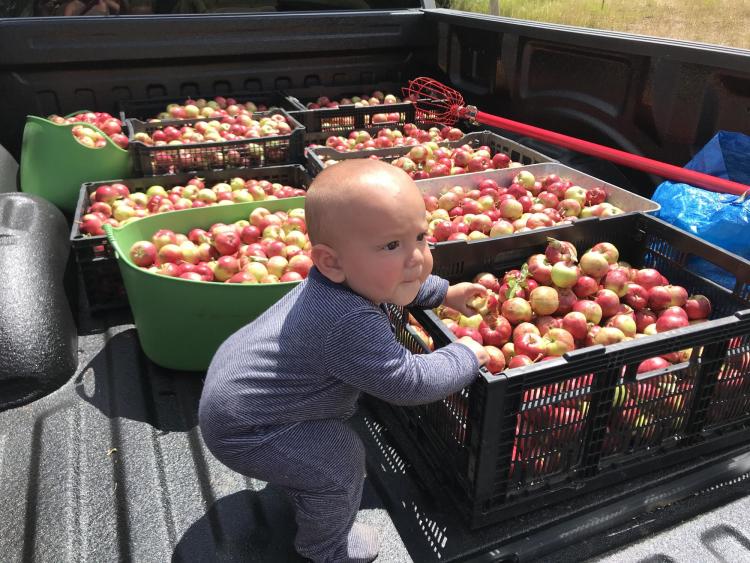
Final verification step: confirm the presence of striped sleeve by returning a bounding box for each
[407,275,449,309]
[323,307,479,406]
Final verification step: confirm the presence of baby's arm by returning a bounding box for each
[409,275,487,315]
[324,307,488,406]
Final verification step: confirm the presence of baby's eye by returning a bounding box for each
[417,232,426,242]
[384,240,400,251]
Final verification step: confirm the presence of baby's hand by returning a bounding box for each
[457,336,489,366]
[444,282,488,316]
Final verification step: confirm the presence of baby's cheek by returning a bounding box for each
[421,248,434,280]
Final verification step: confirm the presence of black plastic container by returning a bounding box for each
[118,90,298,122]
[372,213,750,529]
[305,130,554,177]
[70,165,310,312]
[127,109,305,176]
[287,82,443,137]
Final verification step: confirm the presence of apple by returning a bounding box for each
[502,297,533,325]
[593,326,626,345]
[595,289,621,318]
[655,306,689,332]
[527,254,553,285]
[484,345,506,374]
[129,241,157,267]
[604,268,630,297]
[665,285,688,308]
[535,315,562,336]
[573,275,599,298]
[607,314,637,337]
[623,283,649,310]
[637,356,670,374]
[544,328,576,356]
[579,251,610,279]
[514,332,547,360]
[472,272,500,294]
[590,242,619,264]
[529,286,559,316]
[647,286,672,311]
[508,354,533,368]
[635,309,658,333]
[685,294,712,320]
[480,316,512,347]
[634,268,663,290]
[562,312,589,340]
[573,299,603,325]
[550,261,580,289]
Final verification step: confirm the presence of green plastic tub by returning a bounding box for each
[21,115,132,214]
[105,196,306,371]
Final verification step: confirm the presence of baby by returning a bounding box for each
[199,158,489,563]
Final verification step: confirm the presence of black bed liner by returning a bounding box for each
[1,300,749,562]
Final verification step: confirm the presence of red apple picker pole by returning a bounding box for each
[404,77,750,197]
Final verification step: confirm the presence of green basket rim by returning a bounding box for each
[27,114,129,154]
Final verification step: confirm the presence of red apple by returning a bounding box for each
[665,285,688,308]
[634,268,663,290]
[590,242,619,264]
[604,268,630,297]
[648,286,672,311]
[684,294,712,320]
[637,356,670,374]
[607,314,637,337]
[595,289,621,318]
[623,283,649,310]
[559,312,587,340]
[573,275,599,298]
[484,345,506,374]
[655,306,689,332]
[635,309,658,333]
[129,240,157,267]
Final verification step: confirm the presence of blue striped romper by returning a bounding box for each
[199,266,479,562]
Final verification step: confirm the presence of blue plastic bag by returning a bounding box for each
[652,131,750,290]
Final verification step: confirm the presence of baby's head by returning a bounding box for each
[305,158,433,305]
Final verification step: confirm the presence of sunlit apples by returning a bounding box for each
[126,207,311,284]
[423,173,625,243]
[78,178,306,235]
[48,111,129,149]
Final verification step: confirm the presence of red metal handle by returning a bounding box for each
[475,111,749,197]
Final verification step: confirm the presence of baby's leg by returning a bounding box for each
[218,419,378,563]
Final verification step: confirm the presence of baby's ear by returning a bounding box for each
[311,244,346,283]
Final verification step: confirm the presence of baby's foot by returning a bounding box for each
[346,522,379,563]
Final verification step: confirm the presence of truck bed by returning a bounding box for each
[1,301,749,562]
[1,6,749,562]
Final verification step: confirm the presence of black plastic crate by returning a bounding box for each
[127,108,305,176]
[372,213,750,529]
[117,90,298,122]
[301,122,464,154]
[287,82,443,136]
[305,130,554,177]
[70,165,310,312]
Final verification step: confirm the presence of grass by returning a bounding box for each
[447,0,750,50]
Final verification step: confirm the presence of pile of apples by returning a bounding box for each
[303,89,412,109]
[319,140,520,179]
[48,111,129,149]
[152,96,274,121]
[127,206,313,284]
[424,171,624,242]
[433,238,711,374]
[78,177,306,236]
[416,238,715,473]
[312,123,465,152]
[132,113,295,147]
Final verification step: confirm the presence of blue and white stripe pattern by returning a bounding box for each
[199,267,479,561]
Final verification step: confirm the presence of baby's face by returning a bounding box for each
[334,178,433,306]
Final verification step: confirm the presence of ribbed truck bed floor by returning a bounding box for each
[1,307,749,562]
